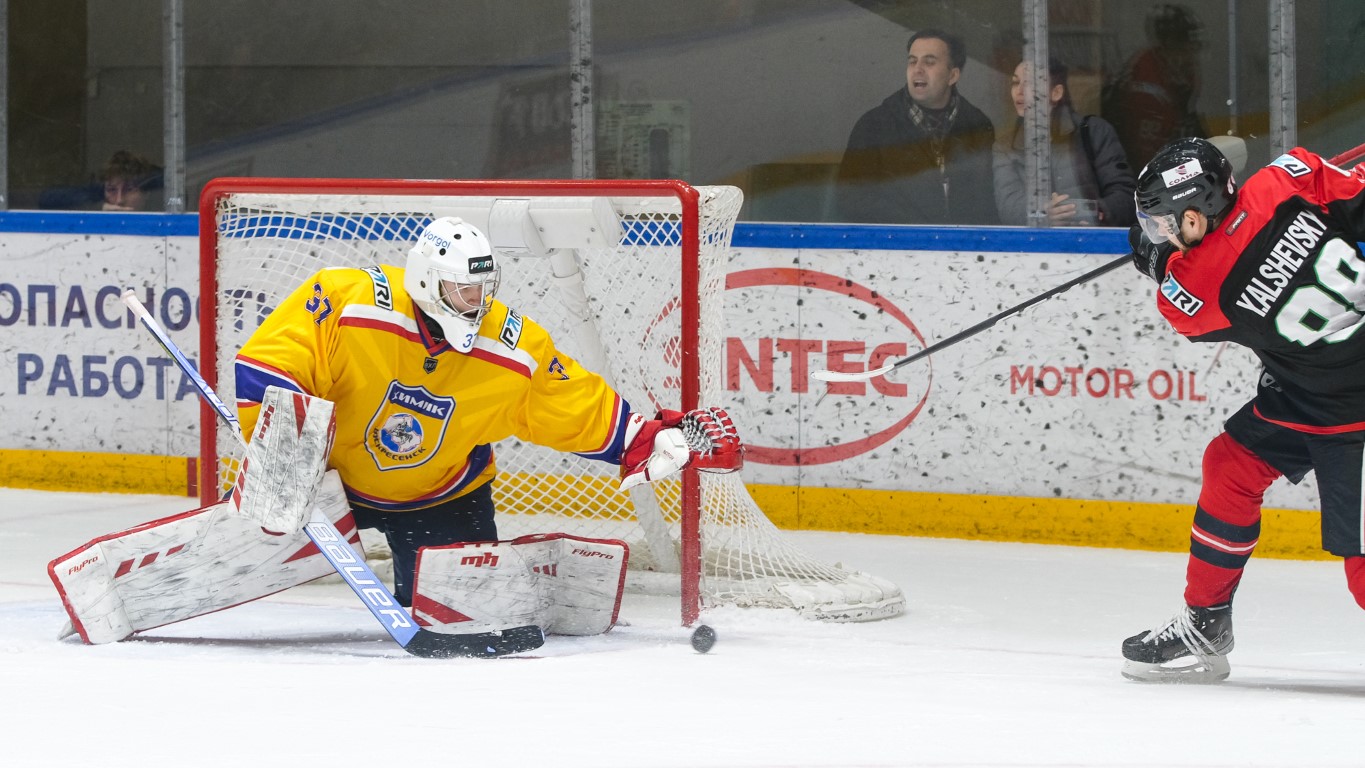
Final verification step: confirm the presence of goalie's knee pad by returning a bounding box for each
[48,471,356,644]
[412,533,628,636]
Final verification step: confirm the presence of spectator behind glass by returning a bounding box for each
[36,149,163,211]
[993,58,1136,227]
[100,150,162,211]
[835,29,998,225]
[1100,3,1208,169]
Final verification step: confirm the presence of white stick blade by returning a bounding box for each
[810,365,894,383]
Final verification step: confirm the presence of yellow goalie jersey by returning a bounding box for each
[234,264,634,512]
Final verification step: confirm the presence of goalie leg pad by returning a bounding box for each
[412,534,629,636]
[232,385,337,534]
[518,534,629,635]
[351,481,497,607]
[48,471,355,644]
[411,540,545,634]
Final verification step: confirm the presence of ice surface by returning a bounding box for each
[3,487,1364,767]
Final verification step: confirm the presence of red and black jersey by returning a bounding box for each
[1156,147,1365,432]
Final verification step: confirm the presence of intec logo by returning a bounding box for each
[637,268,931,466]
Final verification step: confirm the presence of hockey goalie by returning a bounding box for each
[49,215,743,648]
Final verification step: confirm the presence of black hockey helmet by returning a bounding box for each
[1134,137,1237,245]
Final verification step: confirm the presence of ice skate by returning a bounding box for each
[1121,604,1233,683]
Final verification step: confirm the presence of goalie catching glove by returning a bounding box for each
[619,406,743,491]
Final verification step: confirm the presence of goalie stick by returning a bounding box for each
[811,254,1130,383]
[120,289,543,658]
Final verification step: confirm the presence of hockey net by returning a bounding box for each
[200,178,904,624]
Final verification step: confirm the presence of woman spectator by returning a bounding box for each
[993,58,1136,227]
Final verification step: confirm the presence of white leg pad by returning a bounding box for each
[48,471,355,644]
[412,534,628,636]
[232,385,336,534]
[412,541,546,634]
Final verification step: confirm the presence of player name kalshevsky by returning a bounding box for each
[1234,209,1328,318]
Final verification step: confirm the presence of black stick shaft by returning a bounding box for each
[884,254,1130,375]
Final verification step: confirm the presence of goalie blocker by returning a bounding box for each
[230,385,337,534]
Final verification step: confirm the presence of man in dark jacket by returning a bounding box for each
[836,29,998,225]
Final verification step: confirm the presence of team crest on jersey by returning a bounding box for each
[365,266,394,310]
[1159,274,1204,317]
[365,382,454,470]
[547,356,569,380]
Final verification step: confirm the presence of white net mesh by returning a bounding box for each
[207,181,904,622]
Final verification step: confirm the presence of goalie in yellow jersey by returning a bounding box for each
[232,216,742,626]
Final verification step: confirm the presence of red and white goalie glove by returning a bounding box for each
[619,407,743,491]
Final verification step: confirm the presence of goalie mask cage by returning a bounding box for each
[199,178,904,625]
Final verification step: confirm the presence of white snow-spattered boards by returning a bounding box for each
[0,225,1312,510]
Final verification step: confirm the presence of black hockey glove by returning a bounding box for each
[1129,224,1174,282]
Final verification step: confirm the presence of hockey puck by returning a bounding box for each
[690,624,716,653]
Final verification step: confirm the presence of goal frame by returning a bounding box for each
[197,177,712,622]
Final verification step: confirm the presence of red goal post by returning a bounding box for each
[198,177,905,625]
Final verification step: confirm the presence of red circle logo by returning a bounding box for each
[635,268,930,466]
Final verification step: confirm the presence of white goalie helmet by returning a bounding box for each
[404,217,500,353]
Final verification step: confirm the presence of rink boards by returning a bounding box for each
[0,213,1329,559]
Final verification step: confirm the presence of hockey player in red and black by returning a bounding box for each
[1122,137,1365,682]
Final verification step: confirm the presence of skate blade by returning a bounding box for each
[1121,655,1230,684]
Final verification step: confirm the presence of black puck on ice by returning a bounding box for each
[690,624,716,653]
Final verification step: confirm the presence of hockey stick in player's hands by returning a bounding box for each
[812,254,1131,383]
[120,289,543,658]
